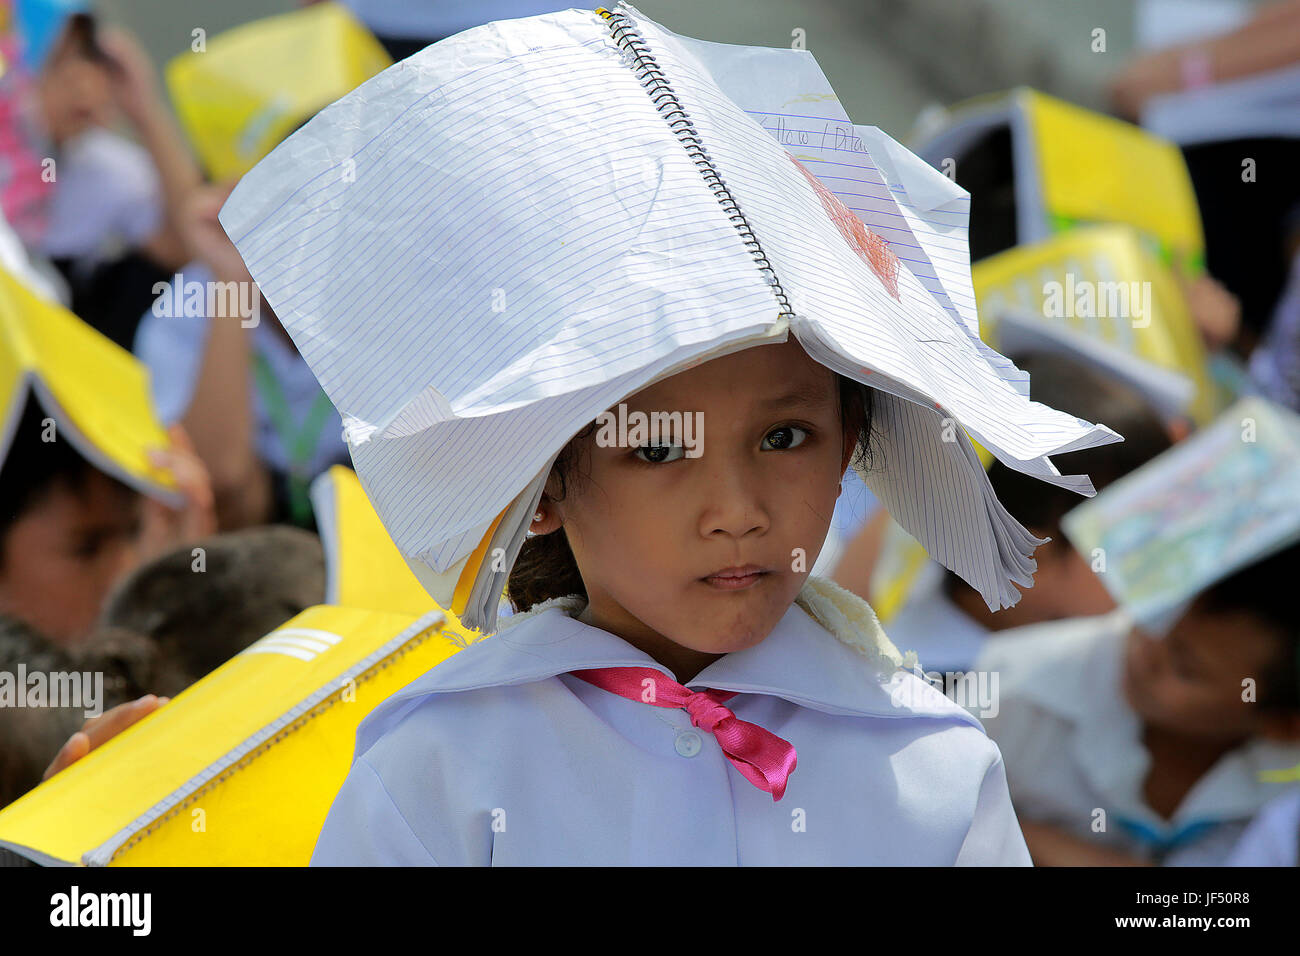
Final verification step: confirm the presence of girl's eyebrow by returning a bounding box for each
[756,382,835,410]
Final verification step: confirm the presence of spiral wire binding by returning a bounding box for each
[596,6,794,318]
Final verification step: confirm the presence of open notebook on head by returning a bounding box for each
[220,3,1122,633]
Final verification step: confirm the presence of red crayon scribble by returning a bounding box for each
[790,155,900,300]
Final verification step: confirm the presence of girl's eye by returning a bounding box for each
[633,443,686,464]
[762,426,808,451]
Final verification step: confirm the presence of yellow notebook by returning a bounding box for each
[0,265,180,503]
[972,225,1219,426]
[0,604,467,866]
[310,464,493,646]
[166,2,391,182]
[912,88,1204,273]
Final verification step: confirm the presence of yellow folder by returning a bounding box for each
[0,265,179,503]
[914,88,1204,274]
[1028,90,1204,273]
[972,225,1219,426]
[0,604,467,865]
[309,465,490,649]
[166,2,391,182]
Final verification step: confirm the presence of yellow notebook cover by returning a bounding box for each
[972,225,1218,425]
[1026,90,1204,274]
[0,265,180,503]
[0,604,466,865]
[310,464,494,649]
[913,88,1204,273]
[166,2,391,182]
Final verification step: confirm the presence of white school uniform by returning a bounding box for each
[976,610,1300,866]
[311,578,1031,866]
[1224,788,1300,866]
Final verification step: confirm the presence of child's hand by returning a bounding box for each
[97,26,162,126]
[180,183,255,289]
[1179,272,1241,353]
[42,695,170,781]
[140,423,218,559]
[1019,820,1150,866]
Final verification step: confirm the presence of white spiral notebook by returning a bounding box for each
[220,3,1121,632]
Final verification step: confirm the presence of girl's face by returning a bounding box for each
[1121,607,1294,741]
[537,338,857,681]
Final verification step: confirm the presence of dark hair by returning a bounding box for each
[942,350,1173,601]
[1193,540,1300,712]
[55,14,108,65]
[0,393,133,569]
[954,125,1018,263]
[506,374,878,612]
[996,352,1172,529]
[99,526,326,684]
[0,615,179,809]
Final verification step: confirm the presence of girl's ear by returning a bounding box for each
[531,494,562,535]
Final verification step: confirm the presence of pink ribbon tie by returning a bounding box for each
[572,666,798,800]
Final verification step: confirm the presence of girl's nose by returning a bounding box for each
[696,459,770,539]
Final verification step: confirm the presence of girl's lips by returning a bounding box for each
[701,569,769,591]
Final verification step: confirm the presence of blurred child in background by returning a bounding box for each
[879,351,1174,673]
[0,392,213,646]
[6,1,201,347]
[4,526,326,813]
[0,613,181,809]
[99,524,325,684]
[134,5,393,530]
[979,540,1300,866]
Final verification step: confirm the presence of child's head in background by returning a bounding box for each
[32,12,113,145]
[944,350,1175,629]
[1122,540,1300,746]
[0,394,143,646]
[99,525,326,685]
[0,613,180,808]
[508,338,877,681]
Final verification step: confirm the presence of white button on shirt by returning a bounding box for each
[674,730,703,758]
[311,584,1032,866]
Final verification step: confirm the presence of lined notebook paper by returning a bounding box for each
[221,3,1121,630]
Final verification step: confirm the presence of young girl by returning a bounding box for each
[217,4,1118,865]
[978,541,1300,866]
[304,336,1035,865]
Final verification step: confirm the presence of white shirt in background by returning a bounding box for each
[1224,787,1300,866]
[40,127,161,268]
[976,609,1300,865]
[134,261,348,479]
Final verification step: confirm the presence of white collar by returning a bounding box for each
[357,576,979,749]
